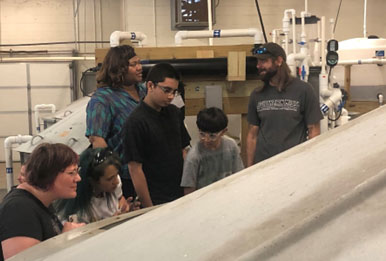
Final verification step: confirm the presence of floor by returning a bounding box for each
[0,162,21,199]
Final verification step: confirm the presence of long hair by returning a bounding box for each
[25,143,78,190]
[96,45,137,89]
[55,148,121,223]
[275,60,294,92]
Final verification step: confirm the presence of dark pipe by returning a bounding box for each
[140,57,257,77]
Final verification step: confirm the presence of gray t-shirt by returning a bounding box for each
[247,78,323,164]
[181,136,244,189]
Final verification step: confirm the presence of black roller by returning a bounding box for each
[140,57,257,78]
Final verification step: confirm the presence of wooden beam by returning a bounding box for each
[95,44,254,65]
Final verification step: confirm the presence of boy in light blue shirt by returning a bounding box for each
[181,107,244,194]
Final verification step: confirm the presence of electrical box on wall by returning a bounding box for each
[171,0,216,30]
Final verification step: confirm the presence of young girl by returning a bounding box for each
[55,148,138,223]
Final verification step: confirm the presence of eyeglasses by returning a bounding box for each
[65,167,80,177]
[198,130,223,141]
[156,83,179,96]
[93,149,113,167]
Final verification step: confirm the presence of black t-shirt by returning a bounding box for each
[247,78,323,163]
[123,102,191,205]
[0,189,63,260]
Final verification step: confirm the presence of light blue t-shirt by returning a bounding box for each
[181,136,244,189]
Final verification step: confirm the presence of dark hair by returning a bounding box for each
[145,63,180,84]
[55,148,121,223]
[196,107,228,133]
[25,143,78,190]
[96,45,137,89]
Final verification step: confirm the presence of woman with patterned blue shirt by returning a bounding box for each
[86,45,146,198]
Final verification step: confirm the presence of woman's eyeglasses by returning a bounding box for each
[64,167,80,177]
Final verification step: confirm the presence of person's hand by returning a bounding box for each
[128,196,141,212]
[62,222,85,233]
[118,197,130,213]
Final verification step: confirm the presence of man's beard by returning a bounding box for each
[257,66,278,83]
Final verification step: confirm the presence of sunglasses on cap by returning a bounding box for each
[252,47,273,56]
[92,149,113,167]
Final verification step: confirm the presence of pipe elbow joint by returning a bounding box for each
[110,31,121,47]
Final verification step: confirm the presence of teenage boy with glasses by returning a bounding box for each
[181,107,244,195]
[122,63,191,208]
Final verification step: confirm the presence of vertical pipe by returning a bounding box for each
[292,12,296,54]
[363,0,367,38]
[272,30,277,43]
[300,12,306,43]
[313,21,321,65]
[285,34,289,55]
[304,0,308,14]
[207,0,213,46]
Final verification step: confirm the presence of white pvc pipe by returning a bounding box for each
[300,12,307,43]
[287,53,305,76]
[319,16,328,132]
[291,11,297,54]
[285,34,289,55]
[363,0,367,38]
[305,0,308,14]
[336,108,350,127]
[287,52,311,81]
[320,88,342,114]
[4,135,33,191]
[313,21,321,65]
[272,30,277,43]
[207,0,213,46]
[282,9,294,55]
[338,58,386,65]
[110,31,148,47]
[174,28,264,46]
[34,104,56,133]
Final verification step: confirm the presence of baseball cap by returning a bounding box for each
[252,42,287,61]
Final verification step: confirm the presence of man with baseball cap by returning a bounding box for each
[246,42,323,166]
